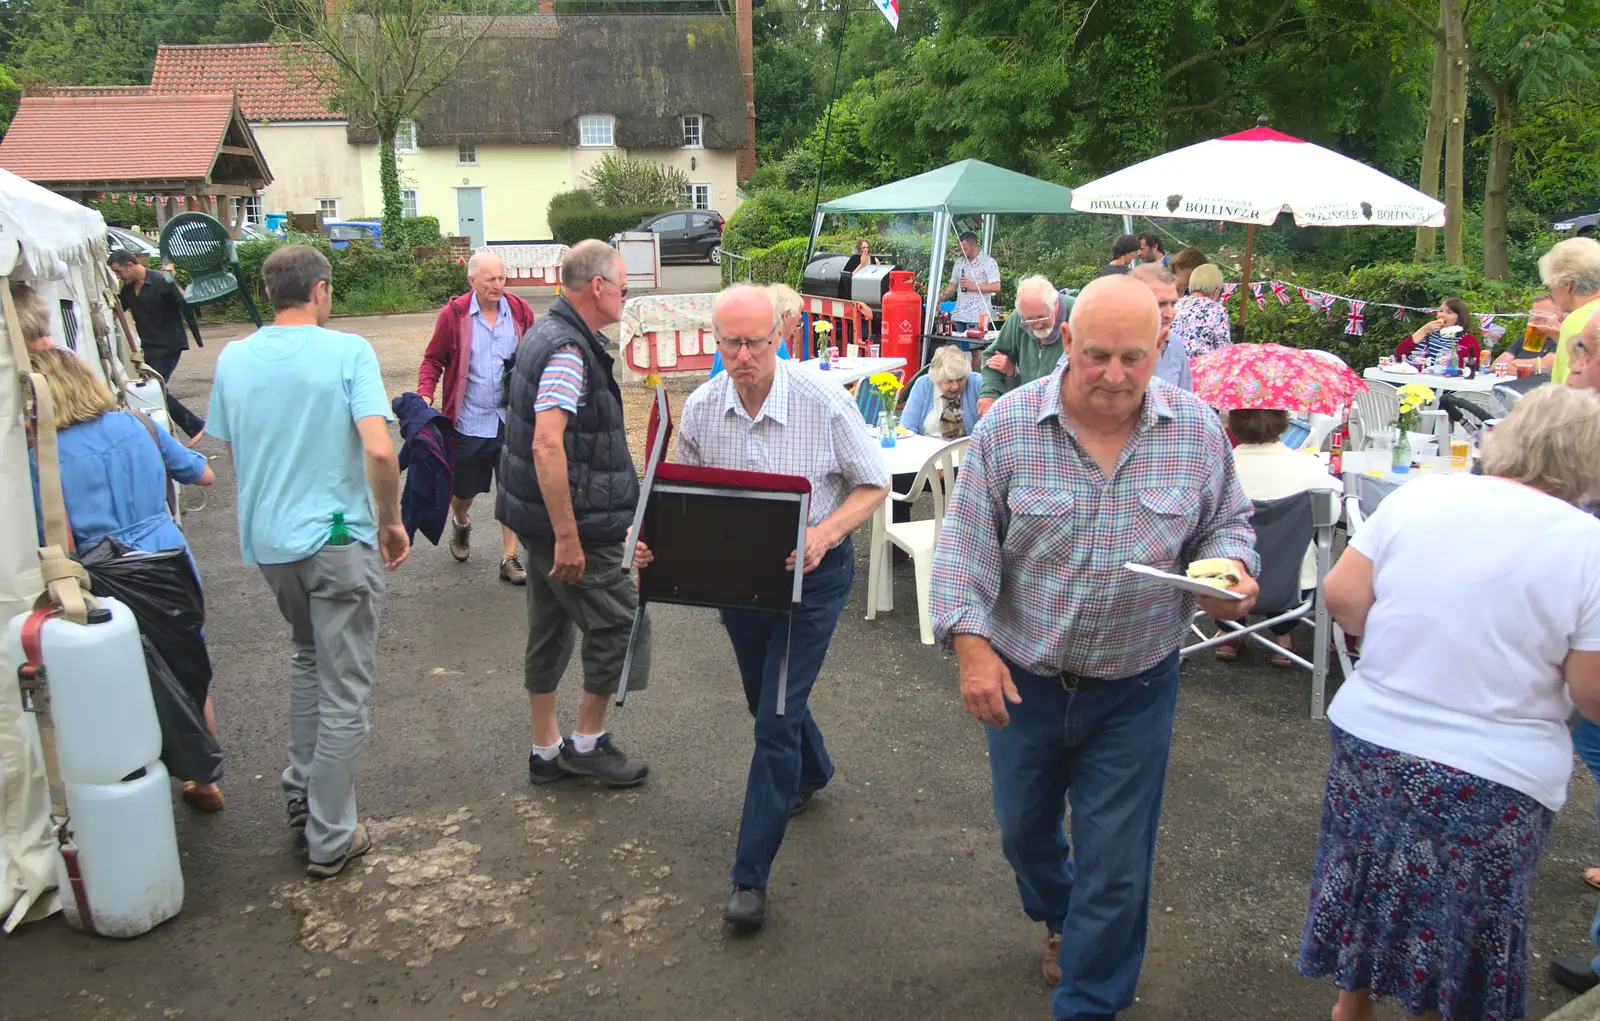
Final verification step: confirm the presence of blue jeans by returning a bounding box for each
[987,651,1181,1021]
[719,539,853,889]
[1574,718,1600,975]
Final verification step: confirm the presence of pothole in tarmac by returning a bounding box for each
[266,794,699,1004]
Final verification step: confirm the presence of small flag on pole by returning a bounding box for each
[872,0,900,30]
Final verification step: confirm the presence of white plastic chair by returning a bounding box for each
[1351,379,1398,451]
[865,436,969,645]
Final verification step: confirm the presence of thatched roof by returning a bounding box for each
[347,14,749,151]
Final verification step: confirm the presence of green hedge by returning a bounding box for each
[223,233,466,318]
[547,191,673,247]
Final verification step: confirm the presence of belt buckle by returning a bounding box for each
[1058,670,1085,691]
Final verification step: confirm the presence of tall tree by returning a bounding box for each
[1414,15,1445,260]
[265,0,497,246]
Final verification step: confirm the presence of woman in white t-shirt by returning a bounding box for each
[1296,384,1600,1021]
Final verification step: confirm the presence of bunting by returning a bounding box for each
[1249,282,1267,310]
[1270,280,1290,306]
[1220,283,1239,303]
[1392,307,1409,322]
[1345,300,1366,336]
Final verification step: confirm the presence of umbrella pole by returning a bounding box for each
[1237,223,1256,341]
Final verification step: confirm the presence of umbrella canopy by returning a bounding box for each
[1070,126,1445,229]
[1192,343,1367,415]
[818,159,1077,216]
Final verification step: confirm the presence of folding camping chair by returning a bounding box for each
[1180,490,1339,719]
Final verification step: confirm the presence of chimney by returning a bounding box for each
[735,0,755,180]
[538,0,554,11]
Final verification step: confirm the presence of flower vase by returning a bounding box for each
[1390,427,1411,474]
[879,410,897,449]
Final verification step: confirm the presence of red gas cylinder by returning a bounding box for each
[879,270,923,371]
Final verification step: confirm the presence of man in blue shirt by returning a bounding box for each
[1132,263,1192,391]
[208,244,408,880]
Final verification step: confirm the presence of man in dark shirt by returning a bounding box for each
[1098,233,1141,277]
[110,250,205,444]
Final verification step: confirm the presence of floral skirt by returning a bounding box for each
[1296,725,1554,1021]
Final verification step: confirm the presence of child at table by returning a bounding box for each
[1395,295,1481,369]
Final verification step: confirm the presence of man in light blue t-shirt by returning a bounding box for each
[208,244,407,881]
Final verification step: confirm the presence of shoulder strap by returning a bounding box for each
[129,409,179,517]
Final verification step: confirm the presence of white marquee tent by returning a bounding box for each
[0,167,129,931]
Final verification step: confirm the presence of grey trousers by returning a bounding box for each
[259,543,385,863]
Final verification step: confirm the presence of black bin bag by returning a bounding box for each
[75,539,222,784]
[142,636,224,784]
[77,539,212,705]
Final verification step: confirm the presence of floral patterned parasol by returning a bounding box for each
[1190,343,1367,414]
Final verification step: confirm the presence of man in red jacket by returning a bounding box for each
[417,251,537,583]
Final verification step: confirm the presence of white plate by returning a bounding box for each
[1122,562,1246,601]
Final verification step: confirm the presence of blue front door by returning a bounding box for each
[456,187,485,248]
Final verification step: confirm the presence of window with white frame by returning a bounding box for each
[688,184,711,211]
[230,195,262,225]
[401,189,418,218]
[681,114,702,148]
[578,114,615,148]
[457,142,477,165]
[318,197,339,219]
[394,120,418,153]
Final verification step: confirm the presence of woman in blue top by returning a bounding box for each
[29,348,224,811]
[903,344,980,438]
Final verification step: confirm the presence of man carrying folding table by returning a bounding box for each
[639,283,889,932]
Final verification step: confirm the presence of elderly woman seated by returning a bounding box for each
[903,344,980,439]
[1216,408,1342,666]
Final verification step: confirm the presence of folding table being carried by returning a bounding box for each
[618,387,812,716]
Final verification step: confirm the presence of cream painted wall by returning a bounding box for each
[253,122,367,219]
[351,143,746,242]
[359,144,573,242]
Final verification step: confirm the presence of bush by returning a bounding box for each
[721,188,816,255]
[396,215,444,247]
[583,153,690,207]
[227,231,449,319]
[548,201,673,247]
[416,255,468,305]
[89,196,158,231]
[547,189,597,225]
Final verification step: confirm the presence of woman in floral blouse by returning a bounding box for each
[1169,263,1234,359]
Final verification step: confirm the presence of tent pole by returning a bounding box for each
[1237,223,1256,340]
[980,214,994,257]
[803,209,826,272]
[925,211,949,337]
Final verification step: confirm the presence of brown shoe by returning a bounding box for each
[499,554,527,585]
[449,519,471,562]
[181,780,224,812]
[1214,637,1241,662]
[1043,929,1062,986]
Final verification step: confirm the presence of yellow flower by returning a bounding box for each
[813,320,833,334]
[867,371,903,400]
[1396,383,1435,407]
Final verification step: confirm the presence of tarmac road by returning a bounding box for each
[3,310,1598,1021]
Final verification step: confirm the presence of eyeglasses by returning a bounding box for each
[597,276,629,299]
[715,330,777,355]
[1022,313,1056,328]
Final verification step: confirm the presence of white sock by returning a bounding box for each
[570,731,604,755]
[532,739,562,762]
[453,511,471,528]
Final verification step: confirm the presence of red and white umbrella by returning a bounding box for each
[1069,122,1445,228]
[1070,119,1445,336]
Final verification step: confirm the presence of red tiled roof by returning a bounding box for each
[151,43,340,122]
[29,85,153,98]
[0,94,239,184]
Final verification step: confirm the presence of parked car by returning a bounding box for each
[634,209,723,264]
[107,225,161,260]
[237,222,273,241]
[324,220,383,249]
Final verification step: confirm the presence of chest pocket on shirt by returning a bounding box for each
[1131,487,1200,567]
[1002,488,1075,564]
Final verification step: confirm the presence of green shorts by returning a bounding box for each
[520,540,651,696]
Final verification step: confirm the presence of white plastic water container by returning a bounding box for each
[55,759,184,937]
[5,597,161,785]
[123,378,167,421]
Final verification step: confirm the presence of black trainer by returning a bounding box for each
[1551,955,1600,993]
[790,790,816,817]
[560,734,649,788]
[528,748,574,784]
[286,792,308,829]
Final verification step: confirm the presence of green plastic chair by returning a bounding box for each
[158,211,263,328]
